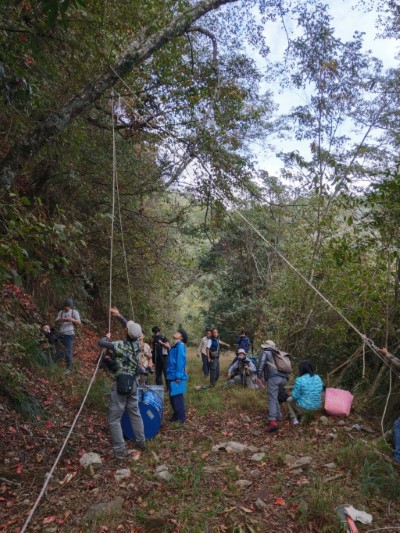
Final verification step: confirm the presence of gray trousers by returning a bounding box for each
[267,376,288,421]
[227,374,256,388]
[108,381,145,455]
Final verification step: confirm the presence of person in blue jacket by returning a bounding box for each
[166,328,189,424]
[235,331,250,353]
[287,360,323,425]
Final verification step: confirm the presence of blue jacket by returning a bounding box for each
[166,341,188,381]
[236,336,250,353]
[291,374,323,410]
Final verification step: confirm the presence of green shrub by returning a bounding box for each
[0,363,44,419]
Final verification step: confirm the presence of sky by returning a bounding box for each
[250,0,399,178]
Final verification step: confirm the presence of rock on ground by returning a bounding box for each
[114,468,131,481]
[289,456,313,470]
[235,479,252,489]
[212,441,248,453]
[255,498,267,510]
[155,470,173,482]
[251,452,265,462]
[83,497,124,521]
[79,452,102,469]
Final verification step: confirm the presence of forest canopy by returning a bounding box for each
[1,0,400,418]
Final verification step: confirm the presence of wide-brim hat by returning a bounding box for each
[237,348,246,354]
[261,339,276,349]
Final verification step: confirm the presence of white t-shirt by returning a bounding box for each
[57,309,80,335]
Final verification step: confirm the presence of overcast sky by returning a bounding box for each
[250,0,399,177]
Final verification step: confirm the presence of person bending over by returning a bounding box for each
[257,339,289,432]
[287,360,323,425]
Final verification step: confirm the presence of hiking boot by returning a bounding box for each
[291,417,300,426]
[113,450,128,460]
[266,420,279,433]
[136,441,147,451]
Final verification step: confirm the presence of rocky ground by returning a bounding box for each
[1,332,400,532]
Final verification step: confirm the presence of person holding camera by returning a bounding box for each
[226,349,257,388]
[98,307,146,459]
[55,298,81,374]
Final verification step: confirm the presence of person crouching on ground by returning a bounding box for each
[257,339,289,433]
[98,308,146,459]
[165,329,188,424]
[226,349,257,388]
[287,360,323,425]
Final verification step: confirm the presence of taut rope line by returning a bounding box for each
[19,94,120,532]
[235,210,400,380]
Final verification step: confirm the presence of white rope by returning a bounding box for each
[381,367,394,449]
[20,94,120,532]
[109,91,117,332]
[115,172,135,319]
[19,350,105,533]
[235,210,400,379]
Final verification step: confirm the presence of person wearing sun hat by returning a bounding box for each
[257,339,289,432]
[226,348,257,388]
[165,328,189,424]
[98,306,146,459]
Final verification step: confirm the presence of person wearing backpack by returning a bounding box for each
[206,327,230,387]
[257,339,291,432]
[287,360,323,425]
[98,308,146,459]
[55,298,81,374]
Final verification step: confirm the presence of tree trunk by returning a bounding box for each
[0,0,237,190]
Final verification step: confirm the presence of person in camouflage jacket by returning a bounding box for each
[98,307,146,459]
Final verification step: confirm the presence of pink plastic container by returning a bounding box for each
[324,388,353,417]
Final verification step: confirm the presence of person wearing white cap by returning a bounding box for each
[98,306,146,459]
[226,348,257,388]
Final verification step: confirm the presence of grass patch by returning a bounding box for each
[297,479,347,531]
[360,457,400,499]
[0,362,44,419]
[75,375,110,412]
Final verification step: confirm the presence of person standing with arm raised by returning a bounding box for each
[98,307,146,459]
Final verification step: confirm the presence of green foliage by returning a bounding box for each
[0,362,44,419]
[360,457,400,499]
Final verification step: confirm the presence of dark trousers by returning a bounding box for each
[201,353,210,377]
[169,392,186,423]
[58,334,75,370]
[209,356,220,386]
[155,354,167,386]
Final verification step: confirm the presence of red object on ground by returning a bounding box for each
[266,420,278,432]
